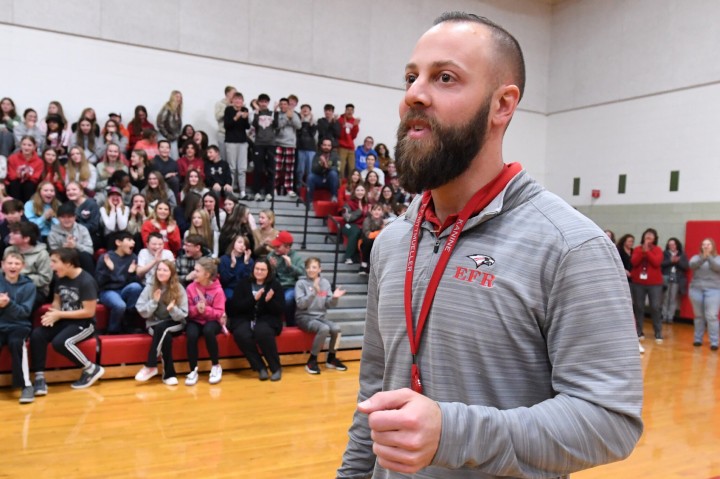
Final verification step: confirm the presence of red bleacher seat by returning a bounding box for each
[98,334,152,366]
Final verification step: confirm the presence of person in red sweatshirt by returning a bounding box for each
[337,104,360,180]
[6,136,43,202]
[630,227,664,342]
[184,257,226,386]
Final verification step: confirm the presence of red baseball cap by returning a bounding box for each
[271,231,294,248]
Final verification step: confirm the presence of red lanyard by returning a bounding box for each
[403,163,521,394]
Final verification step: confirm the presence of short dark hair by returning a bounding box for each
[300,104,311,110]
[9,222,39,245]
[184,234,206,248]
[324,104,335,112]
[51,247,81,267]
[345,103,354,109]
[433,11,525,100]
[23,108,36,119]
[57,202,76,217]
[158,139,170,148]
[233,92,244,100]
[1,199,24,215]
[258,93,270,102]
[113,230,134,246]
[279,97,289,104]
[207,145,220,153]
[147,231,163,242]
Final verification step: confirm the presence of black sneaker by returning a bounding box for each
[270,369,282,381]
[305,359,321,375]
[71,365,105,389]
[326,358,348,371]
[19,386,34,404]
[258,368,269,381]
[33,378,48,396]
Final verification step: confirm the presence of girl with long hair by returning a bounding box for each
[660,237,689,323]
[185,257,226,386]
[71,107,100,136]
[39,101,69,135]
[96,143,129,192]
[219,234,254,299]
[202,191,226,234]
[65,146,98,196]
[179,124,195,149]
[375,142,393,174]
[65,180,102,248]
[0,97,21,156]
[252,208,279,258]
[227,258,285,381]
[141,171,176,209]
[40,148,66,200]
[157,90,183,158]
[99,119,128,155]
[43,113,70,160]
[127,193,150,245]
[134,128,160,160]
[129,149,150,191]
[341,184,369,264]
[141,200,181,255]
[364,170,382,205]
[70,117,102,164]
[377,184,398,220]
[134,260,188,385]
[219,202,255,256]
[185,208,217,257]
[192,130,209,159]
[5,135,43,202]
[174,190,202,237]
[180,168,208,202]
[127,105,155,153]
[344,168,362,202]
[630,228,664,342]
[23,181,59,240]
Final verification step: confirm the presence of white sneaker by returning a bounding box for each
[185,368,199,386]
[209,364,223,384]
[163,376,179,386]
[265,194,272,201]
[254,193,262,201]
[639,343,645,354]
[344,258,353,264]
[240,191,247,200]
[655,338,663,345]
[288,191,297,199]
[135,366,158,382]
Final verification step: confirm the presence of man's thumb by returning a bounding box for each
[358,388,415,414]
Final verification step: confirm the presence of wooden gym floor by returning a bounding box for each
[0,322,718,478]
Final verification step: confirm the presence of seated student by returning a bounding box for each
[185,257,226,386]
[99,186,130,237]
[219,234,254,299]
[137,232,176,285]
[5,222,52,306]
[307,138,340,203]
[179,168,209,202]
[65,181,102,249]
[0,252,37,403]
[341,184,369,264]
[294,257,348,375]
[134,260,188,385]
[204,145,233,197]
[267,231,304,326]
[151,139,180,196]
[176,234,212,287]
[360,153,385,185]
[177,141,205,183]
[0,199,25,259]
[227,258,285,381]
[30,247,104,397]
[23,181,60,241]
[47,202,95,273]
[96,231,142,334]
[140,200,181,255]
[141,171,177,210]
[252,209,279,258]
[359,203,385,275]
[6,136,44,203]
[184,208,218,258]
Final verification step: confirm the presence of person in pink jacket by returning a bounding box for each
[185,257,226,386]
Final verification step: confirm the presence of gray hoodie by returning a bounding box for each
[47,222,94,255]
[4,243,52,298]
[294,275,338,322]
[274,110,301,148]
[135,282,189,328]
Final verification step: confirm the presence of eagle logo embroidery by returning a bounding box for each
[467,254,495,268]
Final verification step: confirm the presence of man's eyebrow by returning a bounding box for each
[405,60,463,71]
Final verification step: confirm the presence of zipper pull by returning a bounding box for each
[433,238,441,253]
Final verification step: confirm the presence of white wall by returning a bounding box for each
[547,0,720,206]
[0,1,551,180]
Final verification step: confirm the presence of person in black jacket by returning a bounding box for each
[223,92,250,198]
[96,231,142,333]
[226,258,285,381]
[204,145,233,197]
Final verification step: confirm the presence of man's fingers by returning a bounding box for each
[373,444,425,474]
[358,388,416,414]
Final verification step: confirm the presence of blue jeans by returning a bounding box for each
[283,287,296,327]
[307,170,339,203]
[689,287,720,346]
[296,150,315,191]
[100,282,143,333]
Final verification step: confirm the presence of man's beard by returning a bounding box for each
[394,98,491,194]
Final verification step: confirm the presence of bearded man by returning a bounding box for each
[337,11,643,479]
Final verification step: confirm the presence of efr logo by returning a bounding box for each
[453,267,495,288]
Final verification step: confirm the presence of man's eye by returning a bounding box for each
[405,75,417,85]
[440,74,452,83]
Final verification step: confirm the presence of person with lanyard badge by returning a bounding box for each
[337,12,643,479]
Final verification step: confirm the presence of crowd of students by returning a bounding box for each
[0,90,414,404]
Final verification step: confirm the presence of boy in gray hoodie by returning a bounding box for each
[294,257,347,374]
[0,251,37,403]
